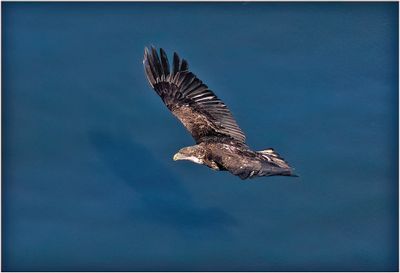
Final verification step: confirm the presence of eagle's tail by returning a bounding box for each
[257,148,298,177]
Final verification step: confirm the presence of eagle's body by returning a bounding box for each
[143,47,296,179]
[180,140,294,179]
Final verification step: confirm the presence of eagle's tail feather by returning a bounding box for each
[257,148,298,176]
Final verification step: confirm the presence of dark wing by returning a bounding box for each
[143,46,246,144]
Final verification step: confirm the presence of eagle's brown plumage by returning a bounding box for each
[143,46,297,179]
[144,47,245,144]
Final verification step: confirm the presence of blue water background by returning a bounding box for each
[2,2,398,271]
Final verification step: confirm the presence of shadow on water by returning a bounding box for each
[90,130,237,234]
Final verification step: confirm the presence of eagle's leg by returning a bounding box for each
[206,160,220,171]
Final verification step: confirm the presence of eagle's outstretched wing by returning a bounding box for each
[143,47,246,144]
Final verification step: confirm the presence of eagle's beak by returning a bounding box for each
[173,152,202,164]
[173,153,184,161]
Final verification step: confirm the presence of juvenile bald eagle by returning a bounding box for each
[143,47,297,179]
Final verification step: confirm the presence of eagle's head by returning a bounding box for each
[173,145,206,165]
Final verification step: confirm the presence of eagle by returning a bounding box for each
[143,47,297,179]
